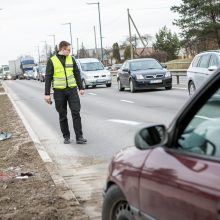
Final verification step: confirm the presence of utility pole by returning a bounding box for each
[87,2,104,62]
[94,26,98,58]
[127,9,134,59]
[129,13,147,49]
[62,22,73,55]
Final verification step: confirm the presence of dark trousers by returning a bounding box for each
[53,87,83,139]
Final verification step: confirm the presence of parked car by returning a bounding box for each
[187,50,220,96]
[76,58,112,89]
[102,68,220,220]
[117,58,172,93]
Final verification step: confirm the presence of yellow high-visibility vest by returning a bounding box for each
[51,55,77,89]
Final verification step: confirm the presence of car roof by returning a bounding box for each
[197,50,220,56]
[76,58,101,63]
[127,58,157,62]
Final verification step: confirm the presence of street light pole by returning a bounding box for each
[40,41,47,63]
[35,45,40,64]
[62,22,73,55]
[48,34,56,53]
[87,2,104,62]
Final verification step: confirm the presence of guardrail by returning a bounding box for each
[170,69,187,84]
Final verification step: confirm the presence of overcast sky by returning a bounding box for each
[0,0,182,66]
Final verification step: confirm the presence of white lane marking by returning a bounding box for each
[88,93,97,96]
[108,119,142,126]
[120,99,134,104]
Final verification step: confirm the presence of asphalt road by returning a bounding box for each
[4,78,189,219]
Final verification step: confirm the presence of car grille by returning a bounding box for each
[145,74,164,79]
[93,75,106,78]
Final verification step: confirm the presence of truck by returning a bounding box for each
[9,56,35,79]
[0,65,16,80]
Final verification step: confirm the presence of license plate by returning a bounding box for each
[96,79,105,83]
[149,79,162,84]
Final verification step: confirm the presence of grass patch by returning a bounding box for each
[165,58,193,70]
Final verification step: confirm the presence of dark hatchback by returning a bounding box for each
[102,68,220,220]
[117,58,172,93]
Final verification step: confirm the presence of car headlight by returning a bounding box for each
[165,71,171,77]
[136,74,144,80]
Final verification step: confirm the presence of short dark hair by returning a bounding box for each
[59,41,71,50]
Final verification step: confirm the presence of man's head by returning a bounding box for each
[58,41,71,56]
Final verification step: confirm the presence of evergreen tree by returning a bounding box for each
[79,43,88,58]
[112,43,121,63]
[171,0,220,50]
[153,26,180,61]
[124,46,131,60]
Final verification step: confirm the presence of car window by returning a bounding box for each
[198,54,211,68]
[178,87,220,157]
[80,62,104,71]
[121,61,128,70]
[209,54,220,67]
[130,60,162,71]
[3,67,9,71]
[192,55,201,67]
[124,62,129,69]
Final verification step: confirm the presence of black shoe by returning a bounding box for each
[64,137,70,144]
[76,137,87,144]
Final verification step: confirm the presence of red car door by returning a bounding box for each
[139,147,220,220]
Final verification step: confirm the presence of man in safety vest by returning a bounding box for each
[44,41,87,144]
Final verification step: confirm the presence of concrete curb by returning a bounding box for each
[2,82,89,214]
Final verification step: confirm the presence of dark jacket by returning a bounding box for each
[45,54,83,95]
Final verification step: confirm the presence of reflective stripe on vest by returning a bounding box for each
[51,55,77,89]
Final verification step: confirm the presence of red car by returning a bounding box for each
[102,68,220,220]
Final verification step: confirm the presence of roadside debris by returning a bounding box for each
[0,131,12,141]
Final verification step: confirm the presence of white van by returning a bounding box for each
[76,58,111,89]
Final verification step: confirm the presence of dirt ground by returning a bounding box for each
[0,84,88,220]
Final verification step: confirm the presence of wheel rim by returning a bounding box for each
[189,82,195,96]
[112,201,133,220]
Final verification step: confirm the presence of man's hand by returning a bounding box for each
[44,95,52,104]
[79,90,85,96]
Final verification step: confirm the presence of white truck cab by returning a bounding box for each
[76,58,111,89]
